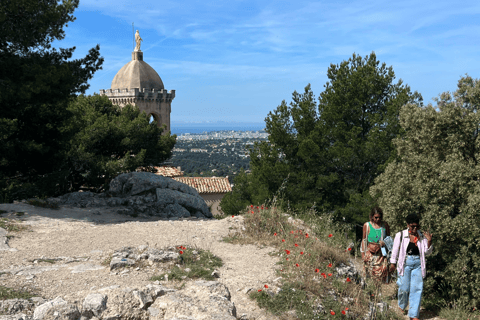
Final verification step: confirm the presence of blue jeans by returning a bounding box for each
[397,255,423,318]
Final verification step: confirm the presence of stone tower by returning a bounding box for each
[100,34,174,133]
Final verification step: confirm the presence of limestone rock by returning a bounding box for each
[56,172,212,219]
[2,281,235,320]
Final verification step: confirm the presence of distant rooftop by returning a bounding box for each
[173,177,232,194]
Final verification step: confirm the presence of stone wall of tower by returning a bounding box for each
[99,88,175,133]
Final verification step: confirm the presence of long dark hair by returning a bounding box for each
[369,206,383,221]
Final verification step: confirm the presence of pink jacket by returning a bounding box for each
[390,229,433,278]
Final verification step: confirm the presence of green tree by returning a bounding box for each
[0,0,103,197]
[223,52,422,224]
[65,94,176,191]
[371,75,480,309]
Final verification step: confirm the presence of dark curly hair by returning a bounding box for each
[406,213,420,225]
[369,206,383,221]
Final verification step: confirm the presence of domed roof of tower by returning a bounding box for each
[110,51,164,90]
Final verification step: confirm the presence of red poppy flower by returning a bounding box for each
[290,230,294,234]
[348,247,352,251]
[315,268,320,273]
[345,308,349,311]
[251,211,254,214]
[330,310,335,315]
[295,263,299,267]
[274,232,277,236]
[264,284,268,288]
[256,206,259,209]
[179,251,183,254]
[286,258,289,261]
[300,252,304,255]
[294,243,299,247]
[282,239,285,242]
[342,310,346,315]
[305,233,309,238]
[346,277,351,282]
[251,205,254,208]
[258,289,262,292]
[328,273,332,277]
[261,206,264,210]
[328,263,332,268]
[232,215,234,217]
[322,273,327,279]
[285,250,291,255]
[328,234,333,238]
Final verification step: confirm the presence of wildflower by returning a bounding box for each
[179,251,183,254]
[295,263,299,267]
[232,215,234,218]
[251,205,254,208]
[322,273,327,279]
[286,258,289,261]
[328,234,333,238]
[282,239,285,242]
[274,232,277,236]
[256,206,259,209]
[328,273,332,277]
[345,308,349,311]
[258,289,262,292]
[290,230,294,234]
[285,250,291,255]
[346,277,351,282]
[328,263,332,268]
[315,268,320,273]
[294,243,299,247]
[342,310,346,315]
[251,211,254,214]
[264,284,269,289]
[330,310,335,315]
[305,233,309,238]
[300,252,304,255]
[348,247,352,251]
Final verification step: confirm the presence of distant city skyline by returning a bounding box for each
[53,0,480,123]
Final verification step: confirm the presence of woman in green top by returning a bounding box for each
[361,206,391,283]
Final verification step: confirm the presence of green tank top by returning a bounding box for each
[367,222,385,243]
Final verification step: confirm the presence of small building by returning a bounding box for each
[154,166,183,178]
[172,177,232,215]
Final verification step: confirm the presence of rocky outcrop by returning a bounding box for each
[0,281,236,320]
[0,244,236,320]
[53,172,213,219]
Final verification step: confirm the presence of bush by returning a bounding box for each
[371,75,480,310]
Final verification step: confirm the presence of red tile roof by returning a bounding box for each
[173,177,232,194]
[154,166,183,177]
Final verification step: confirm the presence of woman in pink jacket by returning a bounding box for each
[389,213,433,320]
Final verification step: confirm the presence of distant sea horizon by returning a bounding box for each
[170,122,266,135]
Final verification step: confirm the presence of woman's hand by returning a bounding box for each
[423,231,432,242]
[389,264,396,273]
[378,240,385,247]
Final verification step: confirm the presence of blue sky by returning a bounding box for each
[53,0,480,124]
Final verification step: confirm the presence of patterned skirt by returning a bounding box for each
[363,243,391,283]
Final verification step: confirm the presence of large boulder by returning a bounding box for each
[56,172,212,219]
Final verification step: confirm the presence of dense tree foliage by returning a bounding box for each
[371,75,480,309]
[0,0,103,197]
[66,95,176,191]
[222,52,422,227]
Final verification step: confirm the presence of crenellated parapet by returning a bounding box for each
[100,88,175,103]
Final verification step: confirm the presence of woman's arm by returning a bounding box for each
[390,231,401,264]
[362,222,368,259]
[385,222,391,237]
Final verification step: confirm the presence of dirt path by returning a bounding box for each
[0,203,281,319]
